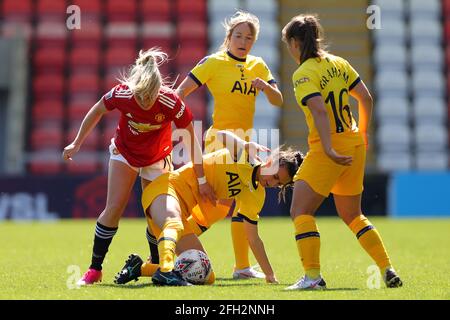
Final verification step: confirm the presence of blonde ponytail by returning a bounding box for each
[119,48,168,107]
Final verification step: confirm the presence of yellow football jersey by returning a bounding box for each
[189,50,276,131]
[141,148,266,224]
[292,54,364,150]
[177,148,265,223]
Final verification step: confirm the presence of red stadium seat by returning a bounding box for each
[104,46,136,77]
[177,21,207,47]
[69,47,101,74]
[70,22,102,50]
[34,47,66,75]
[33,74,65,101]
[105,22,138,50]
[30,126,64,150]
[67,102,91,123]
[174,45,207,67]
[184,94,207,121]
[175,0,206,22]
[106,0,137,22]
[70,0,103,23]
[445,19,450,40]
[102,121,118,147]
[68,74,100,95]
[68,74,101,105]
[28,150,63,174]
[66,126,100,150]
[444,0,450,17]
[32,101,64,127]
[446,45,450,68]
[141,0,171,22]
[103,72,121,93]
[36,0,67,22]
[35,22,67,49]
[2,0,33,22]
[65,151,101,174]
[141,22,174,55]
[141,37,172,56]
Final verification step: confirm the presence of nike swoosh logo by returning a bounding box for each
[160,274,175,284]
[310,279,322,288]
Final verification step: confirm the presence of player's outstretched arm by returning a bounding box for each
[243,220,278,284]
[216,130,270,161]
[62,99,108,161]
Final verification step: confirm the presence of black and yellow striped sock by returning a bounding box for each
[348,215,392,272]
[146,227,159,264]
[293,215,321,279]
[158,219,184,272]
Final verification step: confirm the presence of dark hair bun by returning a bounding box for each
[294,152,303,167]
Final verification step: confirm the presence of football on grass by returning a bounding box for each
[174,249,212,284]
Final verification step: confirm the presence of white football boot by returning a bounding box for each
[232,265,265,279]
[285,275,327,290]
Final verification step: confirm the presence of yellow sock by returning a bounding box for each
[141,262,159,277]
[205,270,216,285]
[348,215,392,271]
[231,216,250,270]
[294,215,321,279]
[158,219,184,272]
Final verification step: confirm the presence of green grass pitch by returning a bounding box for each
[1,217,449,300]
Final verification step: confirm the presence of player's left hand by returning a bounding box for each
[198,182,217,206]
[266,274,279,284]
[251,78,269,91]
[245,142,271,163]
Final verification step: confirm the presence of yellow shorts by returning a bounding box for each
[190,203,231,229]
[142,172,231,236]
[294,144,366,197]
[142,173,195,238]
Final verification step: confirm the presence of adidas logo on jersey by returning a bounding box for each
[158,94,176,109]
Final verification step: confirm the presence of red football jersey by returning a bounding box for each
[102,84,193,167]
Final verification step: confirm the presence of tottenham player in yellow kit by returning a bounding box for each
[141,11,283,280]
[282,15,402,290]
[114,130,303,286]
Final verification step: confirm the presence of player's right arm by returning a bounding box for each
[175,76,199,99]
[306,96,352,166]
[216,130,270,161]
[349,80,373,149]
[243,220,278,284]
[62,99,108,161]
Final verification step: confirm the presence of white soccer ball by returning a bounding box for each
[174,249,212,284]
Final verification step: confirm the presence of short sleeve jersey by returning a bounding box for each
[102,84,193,167]
[189,51,276,131]
[178,148,266,223]
[292,54,364,148]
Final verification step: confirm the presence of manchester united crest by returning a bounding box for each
[155,113,165,122]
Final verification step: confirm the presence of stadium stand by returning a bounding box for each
[373,0,448,171]
[0,0,448,175]
[0,0,210,174]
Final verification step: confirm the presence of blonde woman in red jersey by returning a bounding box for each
[62,48,216,286]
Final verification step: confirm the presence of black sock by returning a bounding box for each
[146,227,159,264]
[89,222,118,271]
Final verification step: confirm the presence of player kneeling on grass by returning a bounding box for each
[114,130,303,286]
